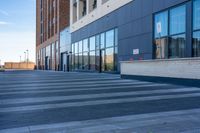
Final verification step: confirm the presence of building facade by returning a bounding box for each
[36,0,70,71]
[70,0,200,73]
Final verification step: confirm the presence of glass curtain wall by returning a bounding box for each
[71,28,118,72]
[154,5,186,59]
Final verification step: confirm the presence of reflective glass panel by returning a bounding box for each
[75,53,79,69]
[193,31,200,57]
[79,41,83,53]
[89,36,96,51]
[83,39,88,52]
[105,48,114,71]
[154,11,168,38]
[155,38,168,59]
[75,42,79,53]
[106,30,114,48]
[169,34,186,58]
[170,5,186,35]
[100,33,105,49]
[194,0,200,30]
[83,52,89,70]
[79,53,83,69]
[90,51,96,70]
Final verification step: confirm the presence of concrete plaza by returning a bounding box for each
[0,71,200,133]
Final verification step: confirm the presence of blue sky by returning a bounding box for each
[0,0,36,64]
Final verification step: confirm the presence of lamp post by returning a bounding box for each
[26,50,29,62]
[24,52,26,62]
[20,56,21,62]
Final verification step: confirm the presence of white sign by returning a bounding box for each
[133,49,139,55]
[156,22,162,34]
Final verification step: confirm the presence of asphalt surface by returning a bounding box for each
[0,70,200,133]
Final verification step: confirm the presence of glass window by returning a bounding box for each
[154,11,168,38]
[95,50,100,71]
[96,35,100,50]
[83,39,88,52]
[100,33,105,49]
[72,43,75,54]
[169,34,186,58]
[79,53,83,69]
[193,31,200,57]
[115,28,118,46]
[75,42,79,53]
[75,53,79,69]
[155,38,168,59]
[194,0,200,30]
[170,5,186,35]
[106,30,114,48]
[89,36,95,51]
[83,52,89,70]
[105,48,114,71]
[72,53,75,70]
[90,51,96,70]
[79,41,83,53]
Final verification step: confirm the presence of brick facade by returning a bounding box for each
[36,0,70,70]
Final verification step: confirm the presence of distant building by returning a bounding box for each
[4,62,35,70]
[36,0,70,71]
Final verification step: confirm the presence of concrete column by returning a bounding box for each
[77,0,80,20]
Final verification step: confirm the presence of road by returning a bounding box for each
[0,70,200,133]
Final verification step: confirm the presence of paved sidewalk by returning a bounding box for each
[0,70,200,133]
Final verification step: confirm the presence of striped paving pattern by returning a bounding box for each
[0,70,200,133]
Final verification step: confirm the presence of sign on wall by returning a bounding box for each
[156,22,162,34]
[133,49,139,55]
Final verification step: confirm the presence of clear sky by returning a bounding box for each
[0,0,36,65]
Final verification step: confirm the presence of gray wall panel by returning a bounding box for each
[71,0,189,71]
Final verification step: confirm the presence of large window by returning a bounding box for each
[193,0,200,57]
[194,0,200,30]
[89,36,96,51]
[106,30,114,48]
[154,5,186,59]
[71,28,118,72]
[170,5,186,35]
[105,48,114,71]
[154,11,168,59]
[154,11,168,38]
[169,34,186,58]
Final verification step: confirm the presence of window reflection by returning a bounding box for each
[106,30,114,48]
[105,48,114,71]
[170,5,186,35]
[89,36,96,51]
[169,34,186,58]
[193,31,200,57]
[90,51,95,70]
[154,5,186,59]
[155,38,168,59]
[71,28,118,72]
[154,11,168,38]
[193,0,200,30]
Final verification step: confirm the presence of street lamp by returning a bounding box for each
[26,50,29,62]
[24,52,26,62]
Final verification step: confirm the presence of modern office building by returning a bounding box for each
[70,0,200,73]
[36,0,70,71]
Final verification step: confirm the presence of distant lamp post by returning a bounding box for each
[26,50,29,62]
[20,56,21,62]
[24,52,26,62]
